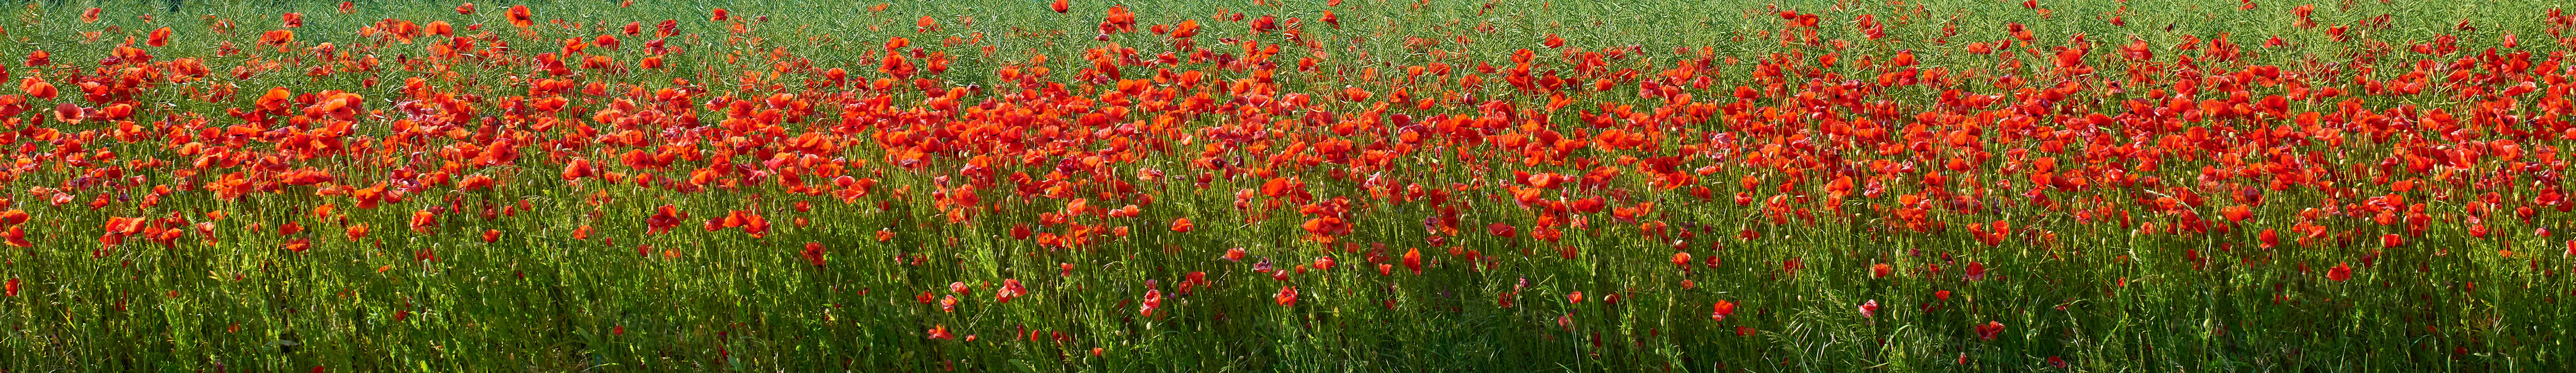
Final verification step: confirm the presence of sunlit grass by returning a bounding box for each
[0,0,2567,371]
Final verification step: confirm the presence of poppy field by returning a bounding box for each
[3,0,2576,370]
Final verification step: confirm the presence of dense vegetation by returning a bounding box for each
[1,0,2572,371]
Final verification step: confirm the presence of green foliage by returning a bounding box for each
[0,0,2566,372]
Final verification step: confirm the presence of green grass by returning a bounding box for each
[0,0,2570,371]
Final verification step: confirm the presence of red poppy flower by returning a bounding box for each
[505,5,533,28]
[1402,248,1422,275]
[560,158,596,181]
[995,279,1026,303]
[801,243,827,267]
[1976,321,2006,340]
[1140,289,1163,316]
[19,77,56,99]
[408,210,437,233]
